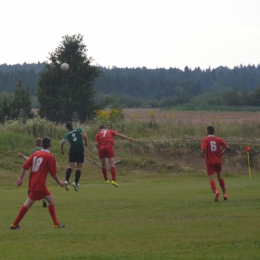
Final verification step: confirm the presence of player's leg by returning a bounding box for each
[216,170,227,200]
[45,194,65,228]
[72,162,83,191]
[207,164,219,201]
[107,150,118,187]
[42,197,47,207]
[64,147,75,191]
[100,157,109,183]
[65,162,74,191]
[11,197,35,229]
[72,146,84,191]
[99,146,109,184]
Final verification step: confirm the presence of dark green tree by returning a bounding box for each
[37,34,100,122]
[0,79,33,122]
[222,87,241,106]
[0,95,11,122]
[10,79,33,119]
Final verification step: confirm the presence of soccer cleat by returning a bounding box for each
[42,198,47,207]
[65,181,69,191]
[214,191,219,202]
[10,224,20,230]
[54,223,65,228]
[111,180,119,187]
[223,193,228,200]
[72,182,79,191]
[105,180,109,184]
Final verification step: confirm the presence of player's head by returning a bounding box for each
[41,137,52,149]
[35,138,42,147]
[66,122,73,131]
[98,124,106,131]
[207,126,215,135]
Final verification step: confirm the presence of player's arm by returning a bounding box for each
[82,132,88,147]
[200,149,206,158]
[18,152,29,161]
[51,174,65,188]
[49,157,65,187]
[15,168,27,187]
[95,141,100,149]
[221,145,229,155]
[115,133,134,142]
[200,141,206,158]
[60,140,66,155]
[94,134,100,149]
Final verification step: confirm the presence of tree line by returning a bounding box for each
[0,33,260,123]
[1,63,260,97]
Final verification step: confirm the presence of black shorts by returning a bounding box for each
[69,146,84,163]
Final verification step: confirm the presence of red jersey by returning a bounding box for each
[95,129,118,146]
[23,149,57,191]
[201,135,227,164]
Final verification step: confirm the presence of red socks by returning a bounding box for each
[48,205,59,226]
[13,204,60,227]
[13,205,29,226]
[110,167,116,181]
[210,179,217,193]
[102,167,116,181]
[102,168,108,181]
[219,178,226,193]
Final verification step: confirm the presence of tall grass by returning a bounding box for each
[0,110,259,182]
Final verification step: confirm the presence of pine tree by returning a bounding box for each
[11,79,33,119]
[37,34,100,122]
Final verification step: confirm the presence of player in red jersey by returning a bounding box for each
[11,137,65,230]
[18,138,48,207]
[95,124,134,187]
[201,126,228,202]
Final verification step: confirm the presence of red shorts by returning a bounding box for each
[28,188,51,201]
[98,144,115,158]
[206,163,222,175]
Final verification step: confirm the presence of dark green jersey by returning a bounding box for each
[31,147,42,154]
[62,128,84,146]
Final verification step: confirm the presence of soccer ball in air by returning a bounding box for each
[61,63,69,71]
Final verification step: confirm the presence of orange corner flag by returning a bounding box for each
[245,146,251,152]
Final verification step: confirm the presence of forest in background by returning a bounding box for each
[1,62,260,108]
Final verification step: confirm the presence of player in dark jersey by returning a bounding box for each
[201,126,228,202]
[60,122,88,191]
[18,138,47,207]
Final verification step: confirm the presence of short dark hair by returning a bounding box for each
[99,124,106,130]
[66,122,73,131]
[207,126,215,135]
[41,137,51,149]
[35,138,42,147]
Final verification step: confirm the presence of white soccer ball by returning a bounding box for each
[61,63,69,71]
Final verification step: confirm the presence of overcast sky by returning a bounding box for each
[1,0,260,70]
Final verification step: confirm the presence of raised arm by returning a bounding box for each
[18,152,29,161]
[115,133,134,142]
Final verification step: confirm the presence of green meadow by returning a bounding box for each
[1,174,260,260]
[0,111,260,259]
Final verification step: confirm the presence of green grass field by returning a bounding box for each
[1,112,260,259]
[1,173,260,260]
